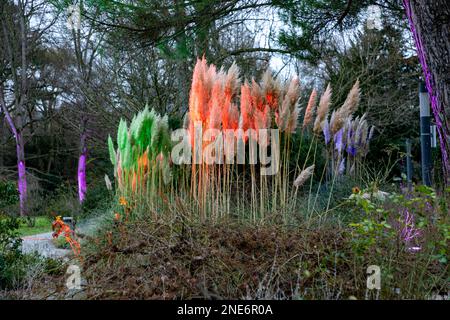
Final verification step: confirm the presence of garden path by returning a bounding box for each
[21,232,70,259]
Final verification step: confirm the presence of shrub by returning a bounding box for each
[0,180,19,208]
[43,183,79,218]
[347,184,450,263]
[0,216,23,289]
[0,180,19,217]
[81,178,113,215]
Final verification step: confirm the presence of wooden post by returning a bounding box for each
[406,139,413,191]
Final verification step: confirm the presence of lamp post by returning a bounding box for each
[419,81,432,186]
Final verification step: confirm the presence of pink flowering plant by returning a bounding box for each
[347,184,449,264]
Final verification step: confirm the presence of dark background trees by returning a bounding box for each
[1,0,448,216]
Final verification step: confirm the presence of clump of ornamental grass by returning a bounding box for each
[186,58,241,220]
[106,59,374,225]
[108,106,172,211]
[184,57,307,222]
[308,81,375,214]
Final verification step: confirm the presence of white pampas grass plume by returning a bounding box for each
[341,80,360,116]
[285,76,300,107]
[183,112,190,129]
[277,76,300,132]
[313,83,332,134]
[330,80,360,134]
[293,164,315,188]
[104,174,112,191]
[225,62,240,96]
[303,89,317,129]
[287,106,302,133]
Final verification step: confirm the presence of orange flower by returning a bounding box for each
[114,212,121,221]
[119,196,128,206]
[352,186,361,194]
[51,216,81,257]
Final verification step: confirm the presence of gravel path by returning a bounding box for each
[21,232,71,259]
[20,214,106,259]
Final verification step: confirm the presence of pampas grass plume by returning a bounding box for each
[303,89,317,129]
[293,164,315,188]
[313,83,332,134]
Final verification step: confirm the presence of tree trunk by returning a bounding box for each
[16,131,27,215]
[0,93,28,216]
[0,115,4,168]
[404,0,450,183]
[78,119,87,203]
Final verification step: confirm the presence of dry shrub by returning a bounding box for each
[21,212,439,300]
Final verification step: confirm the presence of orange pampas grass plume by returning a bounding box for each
[208,74,224,131]
[227,104,239,130]
[188,57,222,146]
[222,62,240,130]
[189,57,209,123]
[240,81,255,135]
[261,69,281,111]
[303,89,317,129]
[251,80,270,145]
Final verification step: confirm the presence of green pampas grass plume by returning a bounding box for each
[134,106,157,151]
[151,114,171,156]
[117,119,128,152]
[129,113,140,144]
[108,135,116,165]
[161,158,171,185]
[122,137,133,169]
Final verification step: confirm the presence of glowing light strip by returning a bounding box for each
[78,153,87,202]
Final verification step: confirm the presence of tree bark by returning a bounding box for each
[78,120,88,203]
[0,115,4,168]
[16,132,27,215]
[0,88,27,216]
[404,0,450,183]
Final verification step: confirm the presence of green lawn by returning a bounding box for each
[17,216,52,237]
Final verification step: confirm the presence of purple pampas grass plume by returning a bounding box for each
[346,123,357,156]
[338,157,346,175]
[347,145,357,157]
[321,119,331,145]
[334,128,345,154]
